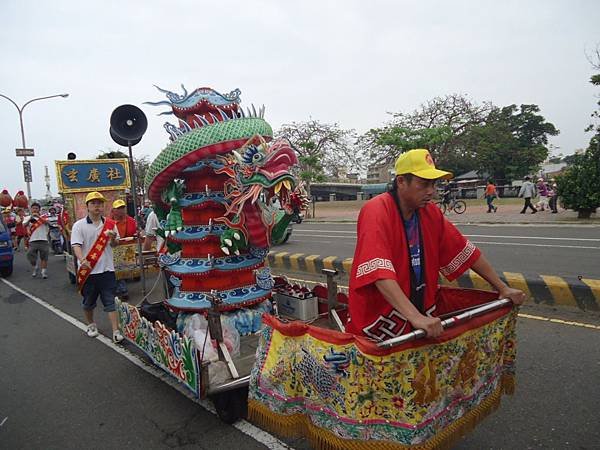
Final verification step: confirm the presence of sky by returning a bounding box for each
[1,0,598,198]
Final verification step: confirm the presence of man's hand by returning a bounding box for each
[409,314,444,338]
[498,286,527,305]
[79,259,91,270]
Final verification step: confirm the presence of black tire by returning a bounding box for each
[453,200,467,214]
[435,201,447,214]
[210,387,248,424]
[294,217,303,224]
[0,265,13,277]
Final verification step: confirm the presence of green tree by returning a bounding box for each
[557,48,600,218]
[556,140,600,218]
[360,94,491,175]
[469,104,559,182]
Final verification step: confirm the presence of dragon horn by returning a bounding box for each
[251,104,257,117]
[231,150,243,163]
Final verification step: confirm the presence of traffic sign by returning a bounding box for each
[23,160,32,182]
[16,148,35,157]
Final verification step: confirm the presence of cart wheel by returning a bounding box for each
[453,200,467,214]
[210,387,248,424]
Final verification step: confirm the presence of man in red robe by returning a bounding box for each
[347,149,525,340]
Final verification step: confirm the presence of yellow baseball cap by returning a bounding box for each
[85,191,107,203]
[112,199,126,209]
[394,149,453,180]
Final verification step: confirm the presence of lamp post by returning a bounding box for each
[0,93,69,200]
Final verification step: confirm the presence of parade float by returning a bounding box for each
[55,158,145,284]
[114,85,518,449]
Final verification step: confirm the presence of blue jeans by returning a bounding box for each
[81,271,117,312]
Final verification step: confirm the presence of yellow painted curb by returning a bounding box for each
[288,253,305,272]
[303,255,321,274]
[322,256,338,271]
[503,272,532,299]
[581,278,600,302]
[539,275,578,307]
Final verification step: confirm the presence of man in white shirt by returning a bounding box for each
[143,208,164,251]
[24,202,50,279]
[70,191,124,343]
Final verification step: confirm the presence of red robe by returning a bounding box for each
[347,192,481,340]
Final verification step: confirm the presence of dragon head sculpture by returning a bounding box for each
[215,135,308,246]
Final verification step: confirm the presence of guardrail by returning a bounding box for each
[267,251,600,312]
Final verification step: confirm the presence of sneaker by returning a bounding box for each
[42,270,48,279]
[112,329,124,344]
[32,269,38,278]
[86,323,99,338]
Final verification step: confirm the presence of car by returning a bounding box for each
[0,214,14,277]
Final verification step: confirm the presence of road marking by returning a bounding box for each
[297,230,600,242]
[465,234,600,242]
[279,276,600,331]
[0,278,294,450]
[293,234,600,249]
[0,417,7,427]
[519,313,600,330]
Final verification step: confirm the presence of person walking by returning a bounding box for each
[71,191,124,343]
[24,203,50,278]
[548,178,559,213]
[518,176,538,214]
[536,178,549,211]
[110,199,137,300]
[484,180,498,213]
[14,208,28,251]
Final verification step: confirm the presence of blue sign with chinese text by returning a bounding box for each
[55,159,131,193]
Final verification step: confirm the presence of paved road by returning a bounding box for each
[281,222,600,279]
[2,254,600,449]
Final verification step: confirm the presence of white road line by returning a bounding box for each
[298,229,600,242]
[471,241,600,250]
[0,278,294,450]
[293,234,600,249]
[0,417,7,427]
[465,234,600,242]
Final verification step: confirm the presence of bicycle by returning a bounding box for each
[435,197,467,214]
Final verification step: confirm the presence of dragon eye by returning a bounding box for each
[242,145,264,164]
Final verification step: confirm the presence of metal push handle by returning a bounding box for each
[377,298,512,349]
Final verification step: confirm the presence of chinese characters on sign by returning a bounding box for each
[56,159,130,193]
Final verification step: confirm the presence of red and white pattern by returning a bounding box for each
[356,258,395,278]
[362,310,408,340]
[440,241,476,277]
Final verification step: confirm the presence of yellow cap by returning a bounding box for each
[112,199,126,209]
[85,191,107,204]
[394,149,453,180]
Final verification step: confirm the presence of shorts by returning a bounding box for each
[27,241,49,264]
[81,271,117,312]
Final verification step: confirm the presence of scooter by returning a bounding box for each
[48,225,63,255]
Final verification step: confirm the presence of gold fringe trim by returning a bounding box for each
[501,373,516,395]
[249,384,506,450]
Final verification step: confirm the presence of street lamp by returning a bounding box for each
[0,92,69,200]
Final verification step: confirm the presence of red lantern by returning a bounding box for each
[13,191,29,208]
[0,190,12,207]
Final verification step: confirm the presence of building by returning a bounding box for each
[366,162,394,184]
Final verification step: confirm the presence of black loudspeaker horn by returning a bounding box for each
[109,104,148,147]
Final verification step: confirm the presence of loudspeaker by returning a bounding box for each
[67,152,77,160]
[109,104,148,147]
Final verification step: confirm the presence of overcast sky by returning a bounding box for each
[1,0,598,198]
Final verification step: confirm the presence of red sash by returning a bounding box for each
[29,215,48,235]
[77,218,116,292]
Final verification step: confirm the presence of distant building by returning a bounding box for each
[539,162,567,178]
[366,162,394,184]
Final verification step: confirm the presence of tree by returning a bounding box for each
[557,47,600,218]
[276,120,358,196]
[468,104,559,182]
[360,94,492,176]
[556,140,600,218]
